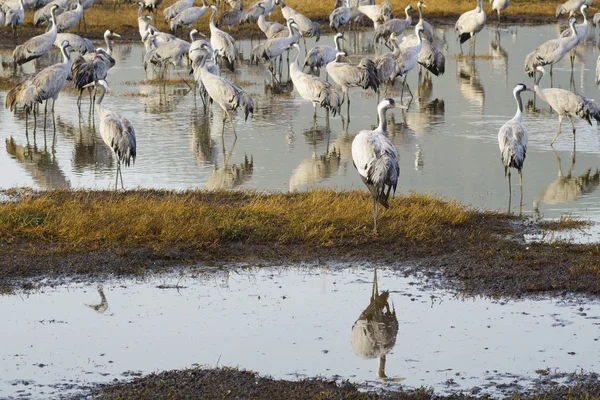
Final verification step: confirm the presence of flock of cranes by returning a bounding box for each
[2,0,600,231]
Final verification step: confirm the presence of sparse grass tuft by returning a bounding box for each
[538,215,591,231]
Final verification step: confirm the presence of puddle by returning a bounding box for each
[1,266,599,398]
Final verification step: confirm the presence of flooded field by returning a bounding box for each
[1,25,600,225]
[1,266,599,399]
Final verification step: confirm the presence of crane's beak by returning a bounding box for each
[394,104,408,109]
[82,82,95,89]
[421,3,427,7]
[525,88,535,92]
[112,33,121,38]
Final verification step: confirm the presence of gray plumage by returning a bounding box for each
[532,66,600,144]
[524,17,578,76]
[399,33,445,76]
[0,10,5,27]
[415,2,434,42]
[33,0,67,26]
[257,3,285,38]
[196,47,254,135]
[596,54,600,85]
[13,4,59,65]
[4,0,24,34]
[490,0,509,21]
[208,5,238,71]
[357,0,392,28]
[326,51,379,112]
[54,33,94,53]
[5,79,37,118]
[55,0,83,32]
[251,18,299,72]
[351,98,403,232]
[392,25,424,97]
[374,5,412,45]
[329,0,350,32]
[559,4,589,40]
[169,0,209,33]
[374,34,401,86]
[290,43,342,118]
[556,0,585,18]
[304,32,343,74]
[498,84,528,190]
[594,11,600,26]
[87,80,136,189]
[216,0,243,30]
[239,0,275,24]
[163,0,192,23]
[276,0,320,41]
[455,0,486,45]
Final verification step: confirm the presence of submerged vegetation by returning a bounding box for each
[0,189,599,297]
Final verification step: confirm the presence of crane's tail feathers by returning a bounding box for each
[311,21,321,42]
[321,87,342,117]
[250,44,266,66]
[241,92,255,121]
[71,56,96,92]
[459,33,472,44]
[579,99,600,126]
[358,57,380,92]
[304,51,322,71]
[223,56,235,72]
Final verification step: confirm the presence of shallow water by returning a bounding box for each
[1,266,599,399]
[1,25,600,229]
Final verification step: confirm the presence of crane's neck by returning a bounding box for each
[533,70,547,101]
[391,37,400,55]
[377,355,387,379]
[50,7,58,29]
[94,85,106,115]
[209,7,216,27]
[18,0,23,10]
[377,104,388,133]
[292,46,300,68]
[417,4,423,23]
[105,35,113,56]
[513,91,523,122]
[582,8,588,23]
[60,45,70,64]
[279,0,287,9]
[475,0,482,12]
[137,3,143,19]
[404,7,411,21]
[334,35,342,52]
[287,20,295,38]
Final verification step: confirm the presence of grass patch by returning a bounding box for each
[538,215,591,231]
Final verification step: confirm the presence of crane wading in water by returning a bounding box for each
[352,98,406,233]
[82,80,137,190]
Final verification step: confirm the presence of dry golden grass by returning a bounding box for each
[0,189,470,251]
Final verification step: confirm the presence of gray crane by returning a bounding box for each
[374,5,412,49]
[209,5,238,71]
[140,16,176,49]
[326,51,379,116]
[163,0,192,24]
[240,0,275,26]
[525,17,578,79]
[251,17,299,80]
[455,0,486,53]
[415,2,434,42]
[169,0,209,35]
[4,0,24,38]
[532,66,600,144]
[195,46,254,137]
[290,43,342,119]
[490,0,509,24]
[559,4,589,66]
[357,0,392,28]
[140,0,162,16]
[33,0,67,26]
[399,30,445,77]
[374,33,401,94]
[191,43,219,103]
[54,32,94,54]
[276,0,320,46]
[13,4,59,66]
[498,83,529,213]
[257,2,285,38]
[56,0,83,32]
[329,0,350,33]
[556,0,586,18]
[393,25,425,99]
[304,32,344,74]
[216,0,243,32]
[351,98,405,233]
[82,80,136,190]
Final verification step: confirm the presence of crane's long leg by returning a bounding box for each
[119,162,125,190]
[507,169,512,214]
[569,115,576,133]
[518,170,523,217]
[372,197,378,234]
[313,103,317,120]
[114,158,120,190]
[225,110,237,138]
[551,116,563,145]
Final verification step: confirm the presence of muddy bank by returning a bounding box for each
[73,367,600,399]
[0,189,597,297]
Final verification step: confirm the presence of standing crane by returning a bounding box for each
[4,0,24,39]
[164,0,193,24]
[240,0,275,26]
[351,98,405,233]
[13,4,59,66]
[399,29,445,77]
[275,0,320,47]
[54,32,94,53]
[33,0,68,27]
[196,46,254,137]
[455,0,486,53]
[82,80,136,190]
[208,4,238,71]
[556,0,586,18]
[559,4,589,67]
[393,25,425,99]
[290,43,342,119]
[216,0,243,32]
[531,66,600,145]
[169,0,209,35]
[55,0,83,32]
[374,5,412,50]
[491,0,510,25]
[304,32,344,75]
[415,2,434,42]
[251,18,300,81]
[329,0,350,33]
[257,3,285,38]
[498,83,529,213]
[357,0,392,29]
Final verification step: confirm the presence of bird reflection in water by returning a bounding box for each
[534,148,600,215]
[5,136,70,189]
[456,55,484,113]
[351,269,399,380]
[86,285,108,314]
[205,153,254,190]
[489,28,508,86]
[190,111,219,166]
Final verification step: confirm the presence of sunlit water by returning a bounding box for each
[1,25,600,229]
[1,266,599,399]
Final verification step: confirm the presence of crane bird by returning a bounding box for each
[208,5,238,71]
[455,0,486,53]
[169,0,209,35]
[524,17,578,80]
[374,33,402,95]
[140,16,176,49]
[290,43,342,119]
[257,3,285,38]
[326,51,379,116]
[351,98,405,233]
[56,0,83,32]
[532,66,600,145]
[54,33,94,54]
[374,5,412,50]
[191,45,219,104]
[216,0,243,32]
[490,0,509,24]
[498,83,529,213]
[357,0,392,29]
[329,0,351,33]
[240,0,276,26]
[251,18,300,80]
[71,30,120,110]
[4,0,24,38]
[33,0,68,27]
[415,2,434,42]
[82,80,136,190]
[559,4,589,66]
[275,0,320,47]
[393,25,425,99]
[13,4,59,66]
[163,0,193,24]
[196,46,254,137]
[304,32,344,75]
[6,40,74,133]
[399,30,445,77]
[556,0,586,18]
[140,0,162,16]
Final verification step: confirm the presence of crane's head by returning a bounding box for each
[418,1,426,8]
[379,97,407,111]
[210,4,218,11]
[335,32,345,41]
[275,0,280,5]
[51,4,59,11]
[405,4,412,11]
[60,40,72,52]
[135,1,143,7]
[105,30,121,39]
[145,15,152,22]
[581,4,588,12]
[82,79,110,93]
[415,25,424,36]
